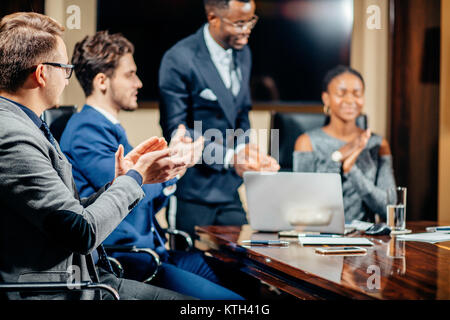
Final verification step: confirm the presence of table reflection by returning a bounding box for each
[196,222,450,299]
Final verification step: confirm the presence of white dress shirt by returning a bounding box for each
[203,24,241,96]
[90,105,120,125]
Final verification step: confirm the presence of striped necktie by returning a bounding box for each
[40,120,57,147]
[229,52,241,97]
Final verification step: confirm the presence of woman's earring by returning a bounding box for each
[323,105,331,115]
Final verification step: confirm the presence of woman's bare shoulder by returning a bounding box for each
[294,133,313,152]
[378,137,392,156]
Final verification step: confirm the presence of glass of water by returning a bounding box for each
[387,187,407,231]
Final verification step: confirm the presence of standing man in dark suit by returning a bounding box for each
[159,0,280,239]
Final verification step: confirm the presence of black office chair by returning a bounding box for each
[102,245,163,283]
[41,105,78,142]
[270,112,368,171]
[103,229,193,282]
[166,229,193,251]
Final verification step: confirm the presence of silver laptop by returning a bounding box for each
[243,172,345,234]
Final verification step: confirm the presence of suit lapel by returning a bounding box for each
[193,27,237,127]
[0,99,46,142]
[0,99,68,161]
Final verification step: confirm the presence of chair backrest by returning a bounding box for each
[41,106,77,142]
[271,112,368,171]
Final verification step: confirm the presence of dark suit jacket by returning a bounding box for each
[159,25,252,204]
[0,98,144,299]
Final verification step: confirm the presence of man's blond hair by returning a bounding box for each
[0,12,64,92]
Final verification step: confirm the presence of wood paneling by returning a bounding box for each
[438,0,450,223]
[351,0,390,138]
[390,0,440,221]
[139,101,323,113]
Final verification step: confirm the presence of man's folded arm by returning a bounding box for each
[79,169,142,207]
[79,183,109,207]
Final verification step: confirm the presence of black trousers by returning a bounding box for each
[170,193,248,240]
[97,267,194,300]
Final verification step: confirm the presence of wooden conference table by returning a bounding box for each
[195,222,450,300]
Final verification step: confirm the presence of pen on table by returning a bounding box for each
[297,234,342,238]
[426,226,450,232]
[241,240,290,246]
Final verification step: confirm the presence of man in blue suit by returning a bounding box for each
[159,0,279,239]
[60,30,242,300]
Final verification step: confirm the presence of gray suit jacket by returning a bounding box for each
[0,98,145,299]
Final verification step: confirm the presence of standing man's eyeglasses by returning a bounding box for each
[42,62,75,79]
[220,15,259,32]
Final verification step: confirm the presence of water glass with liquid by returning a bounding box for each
[387,187,407,231]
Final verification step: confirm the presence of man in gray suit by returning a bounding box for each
[159,0,279,240]
[0,12,191,300]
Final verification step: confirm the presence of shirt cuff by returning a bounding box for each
[126,169,143,186]
[163,184,177,196]
[224,143,247,169]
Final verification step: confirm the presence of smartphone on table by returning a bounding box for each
[315,246,367,255]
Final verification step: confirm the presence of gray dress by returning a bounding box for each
[293,128,396,223]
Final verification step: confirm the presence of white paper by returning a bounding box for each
[396,232,450,243]
[298,237,374,246]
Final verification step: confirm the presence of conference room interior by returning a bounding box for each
[1,0,449,301]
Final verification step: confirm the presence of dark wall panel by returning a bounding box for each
[97,0,353,103]
[390,0,440,221]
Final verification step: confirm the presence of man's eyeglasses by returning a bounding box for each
[42,62,75,79]
[220,15,259,32]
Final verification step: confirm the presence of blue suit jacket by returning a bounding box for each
[60,105,173,252]
[159,25,252,204]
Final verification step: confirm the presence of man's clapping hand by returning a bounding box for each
[169,124,204,167]
[114,136,186,184]
[233,143,280,177]
[115,136,167,178]
[168,124,205,178]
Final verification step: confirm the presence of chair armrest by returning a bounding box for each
[107,256,125,279]
[0,281,120,300]
[103,245,161,283]
[102,245,138,252]
[165,228,193,251]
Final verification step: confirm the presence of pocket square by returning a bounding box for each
[199,88,218,101]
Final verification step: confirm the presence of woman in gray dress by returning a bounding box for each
[293,66,396,223]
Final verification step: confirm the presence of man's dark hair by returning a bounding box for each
[204,0,250,12]
[71,30,134,97]
[322,65,365,93]
[0,12,64,93]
